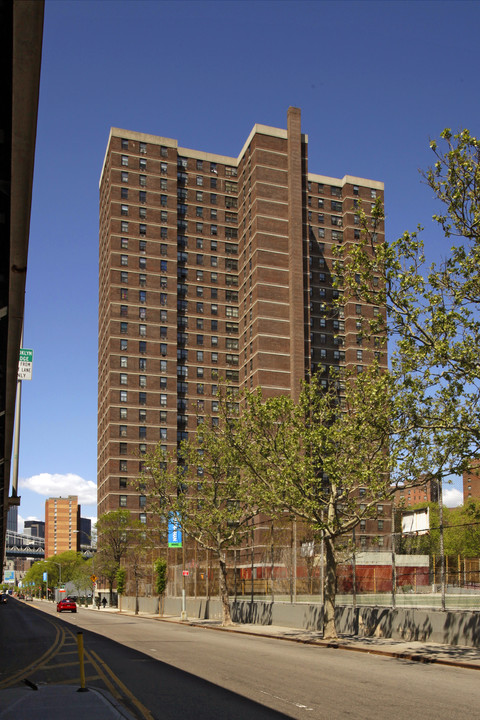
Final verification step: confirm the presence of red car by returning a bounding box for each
[57,598,77,613]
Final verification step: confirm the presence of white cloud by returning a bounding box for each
[19,473,97,506]
[443,487,463,508]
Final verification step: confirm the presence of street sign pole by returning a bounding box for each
[12,346,33,499]
[181,538,187,621]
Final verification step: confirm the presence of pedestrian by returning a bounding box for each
[102,596,107,609]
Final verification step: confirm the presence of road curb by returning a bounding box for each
[151,615,480,671]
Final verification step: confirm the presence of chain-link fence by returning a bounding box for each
[120,519,480,610]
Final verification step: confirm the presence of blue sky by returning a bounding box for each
[17,0,480,528]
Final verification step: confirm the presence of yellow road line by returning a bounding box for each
[0,619,65,688]
[89,649,154,720]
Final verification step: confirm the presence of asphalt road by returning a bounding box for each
[2,598,479,719]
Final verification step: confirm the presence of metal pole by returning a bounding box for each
[76,632,88,692]
[11,329,23,497]
[352,528,357,611]
[181,531,187,620]
[320,522,324,605]
[270,521,274,602]
[293,520,297,603]
[438,477,446,611]
[251,523,254,605]
[391,504,396,609]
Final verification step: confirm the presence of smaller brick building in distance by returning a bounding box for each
[394,478,439,508]
[463,461,480,503]
[44,496,81,559]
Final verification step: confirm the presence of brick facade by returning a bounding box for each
[98,108,390,548]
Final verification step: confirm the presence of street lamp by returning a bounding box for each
[52,562,62,586]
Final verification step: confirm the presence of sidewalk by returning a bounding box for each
[0,685,136,719]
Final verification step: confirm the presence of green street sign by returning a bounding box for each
[18,348,33,381]
[19,348,33,363]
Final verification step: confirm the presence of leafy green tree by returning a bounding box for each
[226,369,428,639]
[23,560,49,594]
[141,395,259,626]
[154,558,167,596]
[125,541,151,615]
[154,557,168,615]
[45,550,85,587]
[339,128,480,489]
[95,509,142,604]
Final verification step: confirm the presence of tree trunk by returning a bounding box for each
[135,579,139,615]
[323,535,338,639]
[218,555,233,626]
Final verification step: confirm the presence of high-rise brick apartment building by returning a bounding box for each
[44,495,80,558]
[98,108,389,549]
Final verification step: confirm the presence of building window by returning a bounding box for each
[120,339,128,351]
[120,390,127,402]
[139,324,147,337]
[121,171,128,183]
[120,322,128,334]
[196,175,203,186]
[120,373,128,385]
[139,392,147,405]
[121,155,128,166]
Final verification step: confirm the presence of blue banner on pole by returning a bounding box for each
[168,514,182,548]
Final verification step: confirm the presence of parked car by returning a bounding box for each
[57,598,77,613]
[0,594,7,604]
[25,595,34,601]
